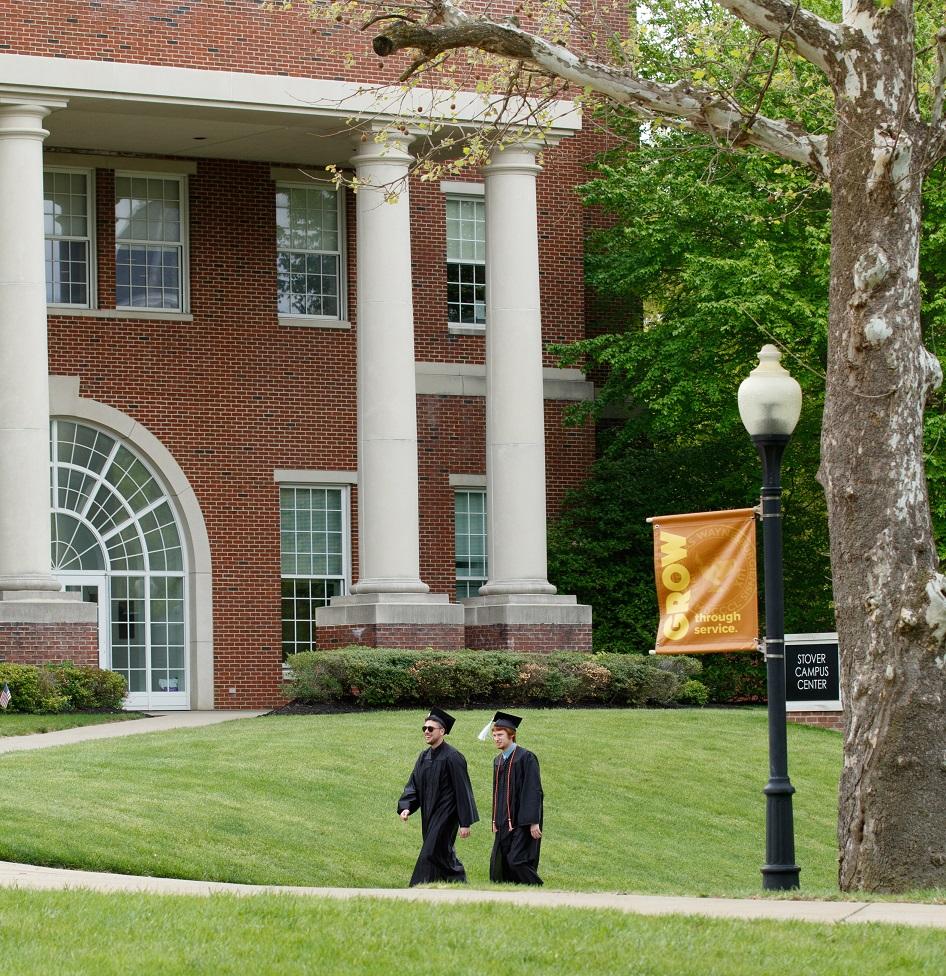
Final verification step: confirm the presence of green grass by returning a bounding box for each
[1,889,943,975]
[0,708,854,897]
[0,711,144,736]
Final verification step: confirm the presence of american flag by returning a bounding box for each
[0,683,10,710]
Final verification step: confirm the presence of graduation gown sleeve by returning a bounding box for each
[397,753,424,815]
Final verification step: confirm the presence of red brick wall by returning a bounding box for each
[465,623,592,653]
[787,711,844,732]
[0,623,98,667]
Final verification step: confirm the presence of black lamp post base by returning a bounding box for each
[761,864,801,890]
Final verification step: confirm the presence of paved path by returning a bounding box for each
[0,710,266,753]
[3,709,943,929]
[0,860,943,928]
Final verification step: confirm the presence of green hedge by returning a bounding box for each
[0,663,126,714]
[284,647,707,709]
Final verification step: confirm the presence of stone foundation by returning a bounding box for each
[787,710,844,731]
[0,590,98,666]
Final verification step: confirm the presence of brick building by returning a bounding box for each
[0,2,598,709]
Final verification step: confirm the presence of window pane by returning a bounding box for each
[280,486,347,659]
[44,170,91,307]
[455,489,488,595]
[275,184,341,317]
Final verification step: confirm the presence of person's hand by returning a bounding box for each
[400,809,410,821]
[459,827,471,839]
[492,822,498,834]
[530,824,542,840]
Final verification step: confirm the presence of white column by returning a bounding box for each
[350,133,428,594]
[0,100,63,592]
[480,143,556,596]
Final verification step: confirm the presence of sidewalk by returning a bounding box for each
[0,860,944,928]
[0,710,266,754]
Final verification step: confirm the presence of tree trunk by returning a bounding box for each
[824,24,946,890]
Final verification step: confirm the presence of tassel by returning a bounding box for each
[477,720,493,741]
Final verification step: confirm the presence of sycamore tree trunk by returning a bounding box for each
[824,16,946,891]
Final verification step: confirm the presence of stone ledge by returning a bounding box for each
[317,593,464,628]
[0,591,97,625]
[462,594,592,628]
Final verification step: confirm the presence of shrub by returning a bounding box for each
[0,663,127,714]
[284,647,707,710]
[698,653,767,703]
[675,679,710,707]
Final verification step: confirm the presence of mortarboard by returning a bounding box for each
[426,706,456,734]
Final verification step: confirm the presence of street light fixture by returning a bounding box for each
[738,344,802,892]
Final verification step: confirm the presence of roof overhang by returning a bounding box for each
[0,54,581,166]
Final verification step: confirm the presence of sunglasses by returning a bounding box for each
[422,725,439,733]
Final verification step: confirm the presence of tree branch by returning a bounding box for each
[713,0,843,78]
[372,6,830,176]
[932,27,946,126]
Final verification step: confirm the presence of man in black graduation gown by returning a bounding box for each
[489,711,544,886]
[397,706,479,886]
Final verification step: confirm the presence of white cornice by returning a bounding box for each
[0,53,582,132]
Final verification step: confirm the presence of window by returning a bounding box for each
[276,183,344,319]
[446,197,486,327]
[44,168,93,307]
[280,486,348,657]
[115,174,186,311]
[455,489,487,598]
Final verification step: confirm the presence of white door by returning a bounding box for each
[61,574,109,669]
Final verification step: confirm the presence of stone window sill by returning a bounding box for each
[48,306,193,323]
[279,316,352,330]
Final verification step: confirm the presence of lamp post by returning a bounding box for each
[738,344,802,892]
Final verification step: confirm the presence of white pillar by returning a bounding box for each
[480,143,556,596]
[0,100,63,592]
[350,133,428,594]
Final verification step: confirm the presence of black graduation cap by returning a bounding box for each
[426,706,456,734]
[491,711,522,731]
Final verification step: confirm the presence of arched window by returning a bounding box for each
[50,420,187,707]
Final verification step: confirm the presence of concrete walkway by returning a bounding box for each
[0,710,266,753]
[0,860,943,928]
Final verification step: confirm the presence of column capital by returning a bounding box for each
[350,129,416,170]
[485,141,544,177]
[0,98,65,141]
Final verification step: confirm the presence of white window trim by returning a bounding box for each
[278,482,353,658]
[444,190,486,333]
[45,165,97,311]
[276,180,348,326]
[115,170,190,314]
[454,485,488,596]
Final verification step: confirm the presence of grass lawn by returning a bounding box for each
[1,889,944,976]
[0,711,145,737]
[0,707,857,898]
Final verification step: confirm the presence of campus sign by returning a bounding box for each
[648,508,759,655]
[785,633,841,711]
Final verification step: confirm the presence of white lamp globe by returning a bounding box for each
[738,345,803,437]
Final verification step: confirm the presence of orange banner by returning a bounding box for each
[649,508,759,655]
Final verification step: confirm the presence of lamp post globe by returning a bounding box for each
[740,344,802,892]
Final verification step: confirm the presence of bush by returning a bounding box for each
[284,647,708,710]
[0,663,127,714]
[698,653,767,704]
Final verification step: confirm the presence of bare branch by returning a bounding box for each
[372,4,830,176]
[713,0,843,78]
